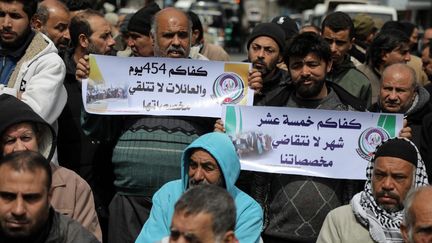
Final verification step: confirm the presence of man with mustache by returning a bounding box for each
[317,138,429,243]
[0,0,66,127]
[134,132,263,243]
[369,63,432,178]
[253,32,367,243]
[31,0,71,55]
[246,22,290,106]
[321,12,372,107]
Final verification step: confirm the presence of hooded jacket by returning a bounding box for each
[0,32,67,125]
[135,132,263,243]
[0,94,102,241]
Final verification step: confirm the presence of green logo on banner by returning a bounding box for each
[225,106,242,136]
[377,114,396,137]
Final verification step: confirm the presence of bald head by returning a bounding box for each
[151,7,191,58]
[33,0,70,50]
[401,186,432,243]
[379,63,417,113]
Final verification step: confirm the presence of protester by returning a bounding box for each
[401,186,432,243]
[246,22,290,105]
[0,151,100,243]
[158,185,238,243]
[317,138,429,243]
[358,29,411,104]
[321,11,372,106]
[135,132,263,243]
[370,63,431,148]
[350,13,377,65]
[0,0,67,126]
[253,32,366,243]
[31,0,70,54]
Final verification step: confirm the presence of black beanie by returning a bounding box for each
[247,23,286,51]
[271,16,299,40]
[373,138,418,167]
[127,2,161,35]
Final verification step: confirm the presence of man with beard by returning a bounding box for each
[317,138,429,243]
[0,0,66,127]
[255,32,366,243]
[0,151,99,243]
[31,0,70,55]
[134,132,263,243]
[246,22,290,106]
[56,9,116,241]
[321,12,372,107]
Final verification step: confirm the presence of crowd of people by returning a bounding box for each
[1,0,432,242]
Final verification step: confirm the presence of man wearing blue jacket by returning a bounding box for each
[135,132,263,243]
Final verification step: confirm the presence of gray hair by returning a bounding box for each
[402,186,432,242]
[174,184,236,238]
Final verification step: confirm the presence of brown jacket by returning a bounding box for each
[50,163,102,242]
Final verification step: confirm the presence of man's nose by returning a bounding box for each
[107,36,116,47]
[388,89,398,100]
[382,177,395,191]
[13,141,26,152]
[404,52,411,62]
[193,167,204,181]
[11,198,26,217]
[63,29,70,41]
[172,34,180,46]
[2,15,12,28]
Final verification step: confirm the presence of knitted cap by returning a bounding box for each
[247,22,286,51]
[127,2,161,35]
[373,138,418,167]
[271,16,299,40]
[353,13,376,37]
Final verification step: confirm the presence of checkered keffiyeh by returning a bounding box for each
[351,138,429,243]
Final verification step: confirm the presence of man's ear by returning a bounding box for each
[400,223,410,243]
[48,186,53,203]
[223,231,239,243]
[150,33,155,47]
[277,52,283,63]
[326,59,333,73]
[78,33,89,49]
[31,15,43,31]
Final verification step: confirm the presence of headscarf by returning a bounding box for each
[351,137,429,243]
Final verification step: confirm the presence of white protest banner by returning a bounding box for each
[82,54,253,117]
[222,106,403,180]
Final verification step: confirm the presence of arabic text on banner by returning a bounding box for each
[81,54,254,117]
[222,106,403,180]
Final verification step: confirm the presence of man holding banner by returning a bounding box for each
[256,32,367,243]
[317,138,429,243]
